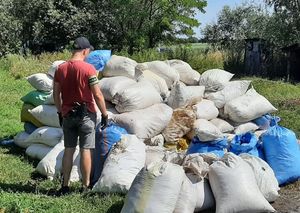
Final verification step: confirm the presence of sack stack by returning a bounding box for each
[13,54,300,213]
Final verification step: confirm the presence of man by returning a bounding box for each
[53,36,108,195]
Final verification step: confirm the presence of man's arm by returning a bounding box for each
[90,84,108,117]
[53,81,62,113]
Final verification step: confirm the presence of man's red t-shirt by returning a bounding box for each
[54,60,99,116]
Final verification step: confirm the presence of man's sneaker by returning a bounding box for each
[55,186,70,197]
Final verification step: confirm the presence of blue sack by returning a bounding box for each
[187,137,228,158]
[85,50,111,71]
[261,122,300,185]
[91,121,127,185]
[257,141,265,160]
[230,132,259,157]
[253,114,280,130]
[24,122,38,134]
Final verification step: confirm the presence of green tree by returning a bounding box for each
[0,1,22,56]
[202,4,271,49]
[1,0,207,54]
[99,0,207,53]
[264,0,300,47]
[10,0,97,53]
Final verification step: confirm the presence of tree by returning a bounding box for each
[202,4,271,49]
[0,0,22,56]
[98,0,207,53]
[10,0,98,53]
[1,0,207,54]
[264,0,300,47]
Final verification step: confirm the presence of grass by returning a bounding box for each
[0,66,32,139]
[1,50,300,212]
[0,62,124,213]
[5,50,71,79]
[247,77,300,137]
[6,45,224,79]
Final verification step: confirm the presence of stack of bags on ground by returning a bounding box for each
[13,54,300,213]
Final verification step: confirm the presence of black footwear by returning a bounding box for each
[79,185,92,194]
[55,186,70,197]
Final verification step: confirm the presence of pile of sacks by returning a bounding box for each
[13,55,300,213]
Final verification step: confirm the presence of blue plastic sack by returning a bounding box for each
[85,50,111,71]
[257,141,265,160]
[252,114,280,130]
[91,121,127,185]
[187,137,228,158]
[24,122,38,134]
[262,123,300,185]
[230,132,259,157]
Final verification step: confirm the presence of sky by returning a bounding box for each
[195,0,266,38]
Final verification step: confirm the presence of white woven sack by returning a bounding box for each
[166,59,200,85]
[93,134,146,194]
[207,80,251,108]
[36,140,81,182]
[26,73,53,92]
[102,55,137,78]
[25,144,52,160]
[174,174,197,213]
[99,77,136,101]
[112,81,162,113]
[240,153,279,202]
[113,104,173,139]
[209,153,275,213]
[199,69,234,92]
[224,88,277,123]
[186,86,206,103]
[48,60,65,78]
[25,126,63,147]
[194,119,223,142]
[180,155,216,211]
[192,99,219,120]
[234,122,259,135]
[143,61,180,88]
[163,151,186,165]
[210,118,234,133]
[174,173,215,213]
[121,161,185,213]
[44,92,54,105]
[167,81,204,109]
[29,105,60,127]
[182,154,210,178]
[135,66,169,100]
[144,134,164,147]
[13,131,30,148]
[145,146,165,166]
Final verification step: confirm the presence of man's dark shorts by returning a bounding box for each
[62,112,96,149]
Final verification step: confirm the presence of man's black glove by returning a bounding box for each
[101,114,108,130]
[57,112,63,127]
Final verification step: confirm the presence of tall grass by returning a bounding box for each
[121,46,224,74]
[6,50,71,79]
[4,45,226,79]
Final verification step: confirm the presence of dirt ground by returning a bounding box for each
[271,180,300,213]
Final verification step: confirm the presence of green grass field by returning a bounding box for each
[1,53,300,212]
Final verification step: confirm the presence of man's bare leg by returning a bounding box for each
[62,147,76,186]
[80,148,92,187]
